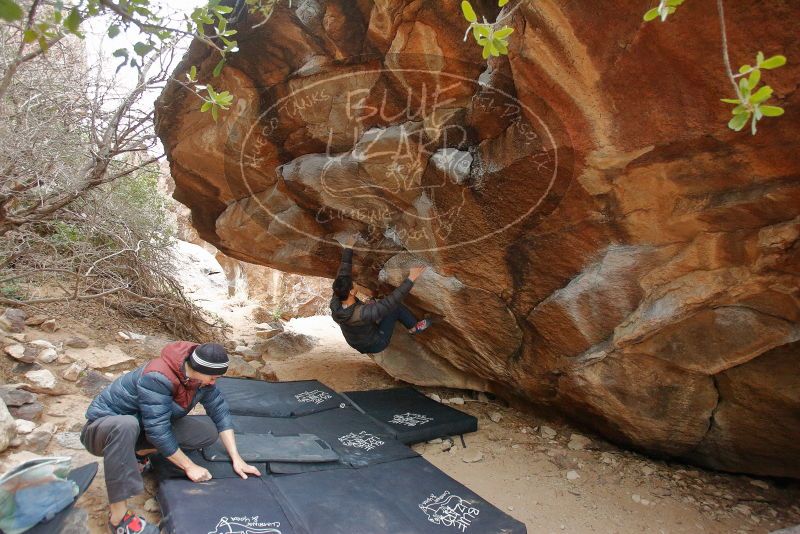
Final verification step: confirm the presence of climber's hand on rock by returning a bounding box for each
[408,265,427,281]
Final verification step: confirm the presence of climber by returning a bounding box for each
[81,342,261,534]
[330,235,431,354]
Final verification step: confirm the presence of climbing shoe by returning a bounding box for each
[409,319,432,335]
[109,511,159,534]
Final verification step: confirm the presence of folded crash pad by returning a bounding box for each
[26,462,98,534]
[272,456,527,534]
[343,387,478,444]
[158,477,299,534]
[151,449,268,481]
[257,408,418,474]
[217,378,346,417]
[203,433,339,464]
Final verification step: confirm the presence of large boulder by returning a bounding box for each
[155,0,800,477]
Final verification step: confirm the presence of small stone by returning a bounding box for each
[78,371,111,397]
[65,336,90,349]
[55,432,85,450]
[462,450,483,463]
[641,465,655,476]
[15,419,36,434]
[56,353,75,365]
[4,343,34,363]
[489,412,502,423]
[448,397,465,405]
[25,422,55,452]
[0,399,15,453]
[749,479,769,490]
[144,498,160,513]
[0,308,27,333]
[62,360,88,382]
[520,427,527,434]
[116,331,130,341]
[429,393,441,403]
[632,494,641,503]
[567,433,591,450]
[441,440,453,452]
[40,319,58,332]
[24,315,47,327]
[4,333,26,342]
[540,425,557,439]
[9,401,44,422]
[733,504,752,516]
[36,347,58,364]
[600,452,615,465]
[427,438,443,444]
[25,369,57,391]
[641,499,651,506]
[29,339,57,351]
[507,505,514,511]
[566,470,580,481]
[477,392,490,403]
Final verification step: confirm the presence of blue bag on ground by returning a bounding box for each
[0,457,78,534]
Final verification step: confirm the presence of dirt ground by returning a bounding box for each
[3,301,800,534]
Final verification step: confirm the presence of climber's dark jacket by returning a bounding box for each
[84,341,232,456]
[330,248,414,353]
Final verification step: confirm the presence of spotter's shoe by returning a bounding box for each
[109,511,159,534]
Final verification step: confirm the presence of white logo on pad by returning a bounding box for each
[419,491,480,532]
[390,412,433,427]
[208,516,281,534]
[294,390,332,404]
[338,431,385,451]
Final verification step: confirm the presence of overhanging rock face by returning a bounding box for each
[155,0,800,477]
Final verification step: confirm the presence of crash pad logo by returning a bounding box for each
[235,53,572,255]
[338,431,385,451]
[294,390,332,404]
[419,490,480,532]
[390,412,433,427]
[208,516,281,534]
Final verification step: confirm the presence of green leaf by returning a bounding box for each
[756,51,765,65]
[0,0,23,21]
[747,69,761,89]
[760,105,784,117]
[211,105,219,122]
[760,55,787,70]
[720,98,740,104]
[133,41,153,56]
[474,25,490,38]
[666,0,685,6]
[112,47,128,58]
[738,77,750,96]
[207,84,217,98]
[213,58,225,77]
[494,26,514,39]
[750,85,773,104]
[461,0,477,23]
[201,101,212,112]
[482,43,491,59]
[189,65,198,82]
[728,112,748,131]
[498,0,509,6]
[22,29,37,43]
[738,64,752,74]
[64,7,81,34]
[215,5,233,13]
[643,8,659,21]
[494,39,508,55]
[108,24,120,38]
[731,104,748,115]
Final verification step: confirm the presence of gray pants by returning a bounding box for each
[81,415,218,503]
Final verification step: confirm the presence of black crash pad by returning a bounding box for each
[232,409,418,474]
[272,456,527,534]
[158,477,298,534]
[26,462,98,534]
[343,387,478,444]
[203,433,339,463]
[216,378,346,417]
[151,449,268,481]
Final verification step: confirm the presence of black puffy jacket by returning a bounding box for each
[330,248,414,353]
